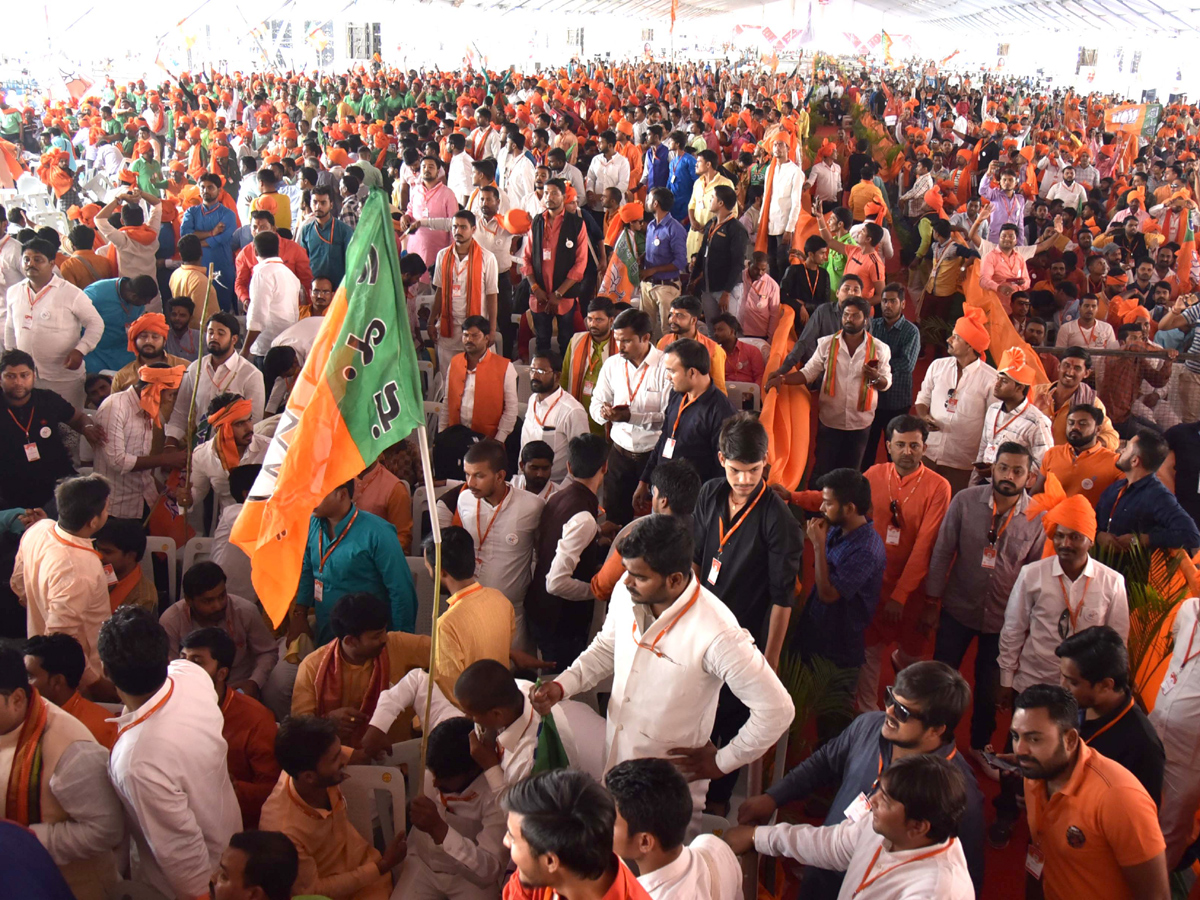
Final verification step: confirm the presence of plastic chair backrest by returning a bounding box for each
[340,764,407,848]
[182,537,213,575]
[140,535,178,604]
[406,556,438,636]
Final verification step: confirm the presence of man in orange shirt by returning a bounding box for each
[654,294,728,393]
[1036,404,1122,506]
[777,414,951,711]
[1010,684,1168,900]
[23,633,117,749]
[60,225,114,289]
[182,627,280,828]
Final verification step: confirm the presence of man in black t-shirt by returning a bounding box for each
[0,350,103,511]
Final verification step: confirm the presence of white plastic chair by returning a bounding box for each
[417,360,435,399]
[378,736,423,804]
[140,536,178,604]
[341,764,406,847]
[515,363,532,404]
[98,701,123,715]
[743,337,771,365]
[699,813,732,837]
[411,480,462,550]
[181,537,213,575]
[407,556,439,637]
[424,400,442,436]
[726,381,761,412]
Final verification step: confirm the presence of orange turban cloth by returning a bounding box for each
[924,187,948,220]
[79,203,100,229]
[863,199,887,226]
[1127,187,1146,205]
[954,306,990,354]
[207,398,254,471]
[616,119,633,137]
[118,168,138,186]
[136,365,185,424]
[1026,473,1097,542]
[501,209,532,234]
[997,347,1037,386]
[563,183,578,205]
[127,313,169,354]
[327,148,350,167]
[66,205,82,222]
[604,201,644,246]
[816,139,835,160]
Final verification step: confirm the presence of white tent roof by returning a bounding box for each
[853,0,1200,36]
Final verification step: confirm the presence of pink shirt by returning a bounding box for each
[980,248,1031,293]
[740,272,780,339]
[406,182,458,277]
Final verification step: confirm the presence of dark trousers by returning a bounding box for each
[706,685,751,807]
[528,609,592,676]
[496,274,515,360]
[932,610,1000,750]
[1115,414,1161,440]
[603,445,650,527]
[533,300,578,362]
[994,732,1023,818]
[861,405,911,472]
[766,233,788,282]
[812,422,871,483]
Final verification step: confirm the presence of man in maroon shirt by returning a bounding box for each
[233,209,314,306]
[712,312,764,385]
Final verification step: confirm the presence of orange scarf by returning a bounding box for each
[108,567,142,612]
[313,640,390,720]
[822,331,879,411]
[5,688,47,825]
[137,364,185,424]
[754,159,778,255]
[570,333,611,399]
[439,241,484,337]
[207,398,254,471]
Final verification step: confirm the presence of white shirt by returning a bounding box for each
[976,398,1054,466]
[916,357,1000,470]
[1054,318,1117,351]
[447,152,475,204]
[409,769,508,887]
[433,244,501,331]
[800,331,893,431]
[1046,179,1088,212]
[108,659,242,899]
[1149,597,1200,755]
[270,314,325,365]
[590,347,671,454]
[94,387,159,518]
[369,668,460,737]
[96,203,161,284]
[556,574,794,811]
[850,222,894,260]
[428,217,514,271]
[246,257,302,355]
[468,126,502,162]
[502,153,537,210]
[547,509,600,602]
[586,152,632,209]
[766,161,805,236]
[95,143,124,177]
[166,353,266,441]
[438,350,519,441]
[999,555,1130,692]
[212,502,255,603]
[190,431,270,520]
[520,386,590,483]
[4,276,105,382]
[523,189,549,219]
[0,234,22,296]
[754,814,973,900]
[511,474,560,501]
[455,484,544,611]
[555,162,588,205]
[807,160,843,205]
[639,835,743,900]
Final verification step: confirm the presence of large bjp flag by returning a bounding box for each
[232,191,425,624]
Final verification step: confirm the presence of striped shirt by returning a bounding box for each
[976,398,1055,467]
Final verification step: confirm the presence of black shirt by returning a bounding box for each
[780,263,831,323]
[692,478,802,645]
[641,382,734,486]
[1078,694,1165,805]
[846,152,872,188]
[0,389,76,509]
[1165,422,1200,531]
[699,217,749,294]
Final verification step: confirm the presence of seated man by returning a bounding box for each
[451,658,606,793]
[437,316,519,442]
[211,830,301,900]
[607,758,741,900]
[291,592,430,749]
[182,627,281,828]
[212,464,260,605]
[501,768,652,900]
[92,519,158,613]
[185,392,269,522]
[725,755,974,899]
[260,716,407,900]
[159,561,279,699]
[0,641,122,900]
[24,633,118,749]
[394,717,508,899]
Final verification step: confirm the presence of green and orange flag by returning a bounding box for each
[232,190,424,625]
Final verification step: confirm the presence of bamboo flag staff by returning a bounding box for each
[182,263,216,494]
[417,424,443,775]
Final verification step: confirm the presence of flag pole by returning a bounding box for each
[182,263,215,494]
[416,423,443,774]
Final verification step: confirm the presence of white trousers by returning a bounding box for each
[391,856,501,900]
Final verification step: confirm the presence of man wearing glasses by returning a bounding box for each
[923,442,1046,780]
[736,661,986,900]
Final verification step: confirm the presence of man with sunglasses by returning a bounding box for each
[924,442,1046,780]
[737,661,985,900]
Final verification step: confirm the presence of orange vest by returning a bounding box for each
[448,351,510,438]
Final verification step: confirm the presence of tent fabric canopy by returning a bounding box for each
[852,0,1200,35]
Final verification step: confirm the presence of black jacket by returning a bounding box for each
[697,216,749,294]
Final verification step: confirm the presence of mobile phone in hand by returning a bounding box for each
[982,750,1023,775]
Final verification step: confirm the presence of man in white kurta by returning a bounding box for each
[533,514,793,817]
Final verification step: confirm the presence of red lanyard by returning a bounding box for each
[1111,482,1129,516]
[717,482,766,558]
[115,677,175,742]
[631,582,701,657]
[1058,574,1092,633]
[989,502,1018,546]
[670,392,697,437]
[475,487,509,554]
[1183,615,1200,668]
[26,282,53,308]
[449,583,484,607]
[51,528,102,559]
[888,466,925,515]
[853,842,955,896]
[8,405,35,440]
[313,218,334,245]
[317,509,359,572]
[992,399,1029,439]
[1084,698,1134,745]
[624,359,651,405]
[533,390,563,427]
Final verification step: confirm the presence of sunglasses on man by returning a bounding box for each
[885,686,925,725]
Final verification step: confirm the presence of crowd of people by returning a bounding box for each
[3,50,1200,900]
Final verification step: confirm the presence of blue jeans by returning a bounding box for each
[533,302,577,361]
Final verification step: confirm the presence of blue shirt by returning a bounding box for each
[797,521,886,667]
[644,143,669,190]
[299,217,354,287]
[180,203,238,308]
[667,152,697,222]
[295,504,417,643]
[83,278,139,373]
[1096,474,1200,551]
[643,214,688,282]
